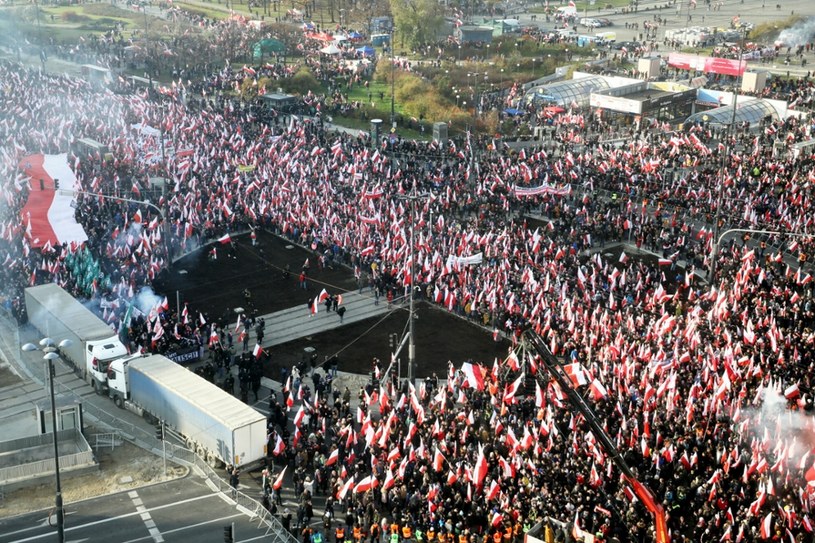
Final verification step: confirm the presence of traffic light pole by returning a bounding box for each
[161,420,166,480]
[224,522,235,542]
[155,420,166,480]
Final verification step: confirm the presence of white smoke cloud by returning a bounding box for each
[776,17,815,48]
[748,381,815,466]
[134,285,164,315]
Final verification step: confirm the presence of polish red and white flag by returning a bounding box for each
[273,466,287,490]
[19,153,88,248]
[461,362,485,391]
[760,513,772,539]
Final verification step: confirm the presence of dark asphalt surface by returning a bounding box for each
[156,231,511,378]
[0,475,269,543]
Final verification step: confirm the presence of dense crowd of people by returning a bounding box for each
[2,48,815,543]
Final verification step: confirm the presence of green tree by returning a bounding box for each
[389,0,445,49]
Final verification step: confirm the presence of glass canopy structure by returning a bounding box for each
[527,76,611,107]
[684,99,779,128]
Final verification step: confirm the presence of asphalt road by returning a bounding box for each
[514,0,815,76]
[0,475,271,543]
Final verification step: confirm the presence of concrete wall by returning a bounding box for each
[0,428,96,486]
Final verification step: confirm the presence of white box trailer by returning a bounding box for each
[25,284,127,392]
[108,354,267,468]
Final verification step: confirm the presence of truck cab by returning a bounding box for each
[107,353,145,408]
[86,339,128,393]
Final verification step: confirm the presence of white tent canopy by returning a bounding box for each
[320,43,342,55]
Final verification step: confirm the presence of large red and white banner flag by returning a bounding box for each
[19,153,88,249]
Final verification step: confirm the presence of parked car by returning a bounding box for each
[596,18,613,27]
[610,40,639,50]
[579,17,602,28]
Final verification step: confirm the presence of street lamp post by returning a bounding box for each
[59,189,171,260]
[22,338,74,543]
[710,32,747,279]
[390,27,396,128]
[394,181,429,387]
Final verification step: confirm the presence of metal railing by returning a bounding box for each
[184,451,298,543]
[0,429,95,484]
[90,432,118,452]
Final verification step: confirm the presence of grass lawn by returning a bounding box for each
[30,3,151,38]
[330,115,430,141]
[173,1,234,20]
[346,79,403,111]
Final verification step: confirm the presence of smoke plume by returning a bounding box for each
[776,17,815,48]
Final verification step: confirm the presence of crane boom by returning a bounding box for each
[523,331,670,543]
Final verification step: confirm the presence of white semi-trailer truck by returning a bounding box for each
[108,354,268,468]
[25,283,128,393]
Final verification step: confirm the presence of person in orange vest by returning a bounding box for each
[501,525,512,543]
[336,526,346,543]
[401,524,412,543]
[369,521,381,543]
[458,530,469,543]
[353,523,364,543]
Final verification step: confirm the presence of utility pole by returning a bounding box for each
[394,177,429,387]
[390,26,396,129]
[710,31,747,280]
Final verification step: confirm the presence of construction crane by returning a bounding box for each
[523,330,670,543]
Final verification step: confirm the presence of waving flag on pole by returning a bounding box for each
[760,513,772,539]
[273,466,287,490]
[461,362,485,391]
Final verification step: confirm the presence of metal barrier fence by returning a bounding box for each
[0,310,292,540]
[188,452,299,543]
[0,429,95,484]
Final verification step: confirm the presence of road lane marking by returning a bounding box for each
[4,493,221,542]
[128,490,163,543]
[159,513,244,535]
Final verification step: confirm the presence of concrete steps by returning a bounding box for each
[243,291,398,349]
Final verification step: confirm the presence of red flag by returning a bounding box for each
[461,362,485,391]
[383,469,395,490]
[504,372,524,402]
[535,381,545,408]
[589,379,608,401]
[784,383,800,399]
[564,363,588,386]
[434,448,446,472]
[293,406,305,427]
[486,480,501,501]
[326,448,339,466]
[273,434,285,456]
[760,513,772,539]
[273,466,287,490]
[337,477,354,500]
[474,444,488,488]
[218,233,232,244]
[252,343,264,359]
[354,475,376,493]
